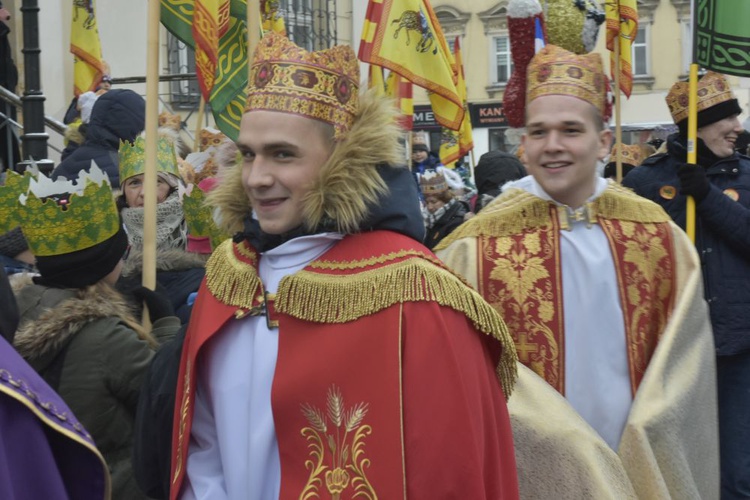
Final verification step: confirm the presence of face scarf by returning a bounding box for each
[121,191,187,251]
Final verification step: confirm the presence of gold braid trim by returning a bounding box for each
[205,239,262,310]
[275,258,518,398]
[435,183,670,250]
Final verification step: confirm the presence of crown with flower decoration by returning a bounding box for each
[610,143,644,167]
[17,164,120,256]
[0,169,35,234]
[179,183,227,250]
[666,71,737,125]
[245,33,359,140]
[419,171,450,196]
[118,136,181,183]
[527,45,611,121]
[198,127,229,152]
[159,111,182,132]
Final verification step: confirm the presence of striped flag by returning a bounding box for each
[440,37,472,167]
[368,65,387,96]
[359,0,464,130]
[70,0,105,96]
[385,70,414,130]
[606,0,638,97]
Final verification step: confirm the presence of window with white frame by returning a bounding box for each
[681,20,692,74]
[491,35,513,84]
[631,26,649,76]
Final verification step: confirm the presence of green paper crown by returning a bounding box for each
[0,170,34,234]
[119,136,181,183]
[18,165,120,256]
[181,184,228,251]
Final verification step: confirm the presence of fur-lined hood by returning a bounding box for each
[13,282,137,361]
[208,89,417,236]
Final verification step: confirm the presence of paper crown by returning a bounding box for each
[610,143,644,167]
[198,128,229,152]
[118,136,181,183]
[179,183,227,251]
[419,171,450,195]
[665,71,738,125]
[159,111,182,132]
[17,164,120,257]
[245,33,359,140]
[0,170,34,234]
[527,45,611,120]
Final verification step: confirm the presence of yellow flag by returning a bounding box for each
[359,0,463,130]
[385,70,414,130]
[70,0,105,96]
[261,0,287,35]
[368,65,386,96]
[440,37,473,167]
[605,0,638,97]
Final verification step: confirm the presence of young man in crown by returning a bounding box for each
[436,45,719,498]
[168,33,519,499]
[623,71,750,498]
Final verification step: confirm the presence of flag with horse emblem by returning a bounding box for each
[71,0,105,95]
[359,0,463,130]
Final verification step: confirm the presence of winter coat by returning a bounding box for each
[52,89,146,188]
[13,280,179,499]
[623,133,750,355]
[424,199,468,250]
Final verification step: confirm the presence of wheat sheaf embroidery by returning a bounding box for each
[300,385,376,499]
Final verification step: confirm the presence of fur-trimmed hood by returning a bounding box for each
[13,282,137,361]
[208,90,424,241]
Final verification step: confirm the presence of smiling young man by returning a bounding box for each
[436,45,719,498]
[623,71,750,497]
[166,33,519,500]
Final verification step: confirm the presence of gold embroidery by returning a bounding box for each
[173,358,192,484]
[310,249,427,270]
[300,385,376,499]
[276,258,517,398]
[205,240,263,310]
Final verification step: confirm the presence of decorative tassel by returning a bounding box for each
[205,240,262,310]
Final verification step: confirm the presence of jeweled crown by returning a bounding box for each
[419,171,449,195]
[610,143,644,167]
[118,136,181,183]
[245,33,359,140]
[665,71,737,125]
[527,45,610,120]
[17,164,120,256]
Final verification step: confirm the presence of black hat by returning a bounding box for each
[412,143,430,153]
[475,151,527,197]
[35,226,128,289]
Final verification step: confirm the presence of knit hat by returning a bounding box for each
[0,227,29,259]
[412,143,430,153]
[527,44,611,121]
[246,33,359,140]
[666,71,742,136]
[475,151,527,197]
[16,164,128,288]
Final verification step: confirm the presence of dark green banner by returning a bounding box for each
[695,0,750,77]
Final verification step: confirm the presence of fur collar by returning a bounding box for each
[14,283,137,359]
[207,89,406,236]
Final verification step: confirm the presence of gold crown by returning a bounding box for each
[419,172,449,195]
[17,165,120,256]
[198,128,229,152]
[0,170,34,234]
[527,45,610,120]
[159,111,182,132]
[666,71,737,125]
[118,136,181,183]
[610,143,644,167]
[246,33,359,140]
[180,184,227,251]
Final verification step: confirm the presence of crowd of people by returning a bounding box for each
[0,31,748,500]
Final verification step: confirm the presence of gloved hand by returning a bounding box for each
[677,163,711,202]
[131,286,175,322]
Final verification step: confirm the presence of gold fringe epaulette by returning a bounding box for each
[275,256,518,398]
[204,239,262,310]
[435,183,671,251]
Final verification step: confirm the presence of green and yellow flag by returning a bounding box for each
[70,0,105,96]
[695,0,750,77]
[359,0,463,130]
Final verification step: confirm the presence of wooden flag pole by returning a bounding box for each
[685,63,699,242]
[142,0,161,326]
[614,27,623,183]
[248,0,261,80]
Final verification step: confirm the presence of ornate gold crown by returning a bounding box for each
[159,111,182,132]
[180,184,227,251]
[666,71,736,125]
[118,136,181,183]
[420,171,449,195]
[246,33,359,140]
[610,143,644,167]
[0,170,34,234]
[198,128,229,152]
[527,45,610,120]
[17,165,120,256]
